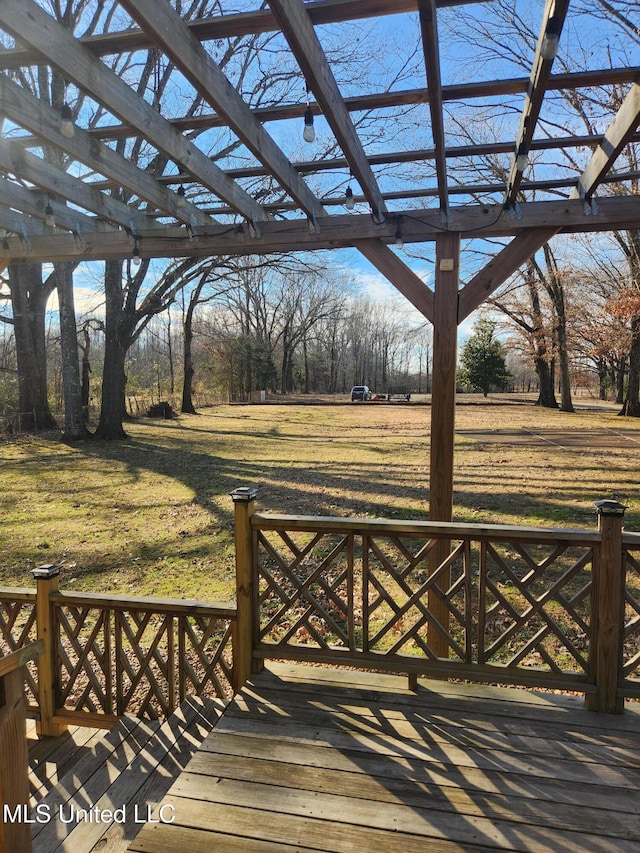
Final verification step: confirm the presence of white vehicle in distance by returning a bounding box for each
[351,385,371,401]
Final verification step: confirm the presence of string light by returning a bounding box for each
[303,82,315,143]
[60,103,74,138]
[345,186,355,210]
[395,220,403,249]
[541,16,560,61]
[515,143,529,172]
[176,185,187,208]
[132,240,141,265]
[45,198,55,228]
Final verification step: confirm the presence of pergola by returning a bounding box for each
[0,0,639,531]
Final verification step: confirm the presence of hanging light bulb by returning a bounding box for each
[303,106,315,143]
[395,220,403,250]
[540,16,560,61]
[60,103,75,138]
[44,202,56,228]
[176,184,187,208]
[345,186,355,210]
[132,241,141,266]
[515,143,529,172]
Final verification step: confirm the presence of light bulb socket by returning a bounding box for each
[132,243,141,266]
[395,222,403,250]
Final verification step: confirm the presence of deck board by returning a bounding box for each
[128,663,640,852]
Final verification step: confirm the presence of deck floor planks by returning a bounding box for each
[128,664,640,853]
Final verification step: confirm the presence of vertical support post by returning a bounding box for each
[230,487,258,693]
[0,667,31,853]
[428,232,460,657]
[588,499,626,713]
[31,564,66,737]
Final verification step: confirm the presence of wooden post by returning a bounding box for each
[0,669,31,852]
[230,487,258,693]
[588,500,626,713]
[31,564,67,737]
[428,231,460,657]
[0,642,43,853]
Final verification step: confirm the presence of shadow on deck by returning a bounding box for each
[126,662,640,853]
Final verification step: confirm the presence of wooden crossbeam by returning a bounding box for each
[572,79,640,201]
[0,0,487,70]
[458,227,559,321]
[353,239,434,322]
[505,0,570,206]
[0,139,154,232]
[269,0,386,221]
[0,75,213,229]
[118,0,323,224]
[0,182,108,237]
[0,0,268,223]
[70,68,638,143]
[418,0,448,214]
[2,196,639,265]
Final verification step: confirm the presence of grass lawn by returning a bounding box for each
[1,394,639,601]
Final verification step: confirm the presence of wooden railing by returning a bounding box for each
[1,492,639,734]
[0,569,235,735]
[228,491,640,714]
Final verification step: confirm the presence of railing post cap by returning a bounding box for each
[594,499,627,516]
[229,486,258,503]
[31,563,62,579]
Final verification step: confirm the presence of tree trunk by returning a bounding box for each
[9,264,57,432]
[620,319,640,416]
[616,356,626,405]
[181,276,207,414]
[95,261,128,439]
[55,263,89,440]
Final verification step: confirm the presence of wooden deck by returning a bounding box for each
[128,663,640,853]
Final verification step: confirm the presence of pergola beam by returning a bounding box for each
[0,0,268,224]
[418,0,448,214]
[573,79,640,201]
[118,0,323,224]
[0,75,213,230]
[0,0,488,70]
[68,68,638,143]
[353,239,434,322]
[0,139,153,233]
[269,0,386,221]
[3,196,638,266]
[505,0,570,206]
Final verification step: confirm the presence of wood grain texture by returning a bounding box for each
[128,662,640,853]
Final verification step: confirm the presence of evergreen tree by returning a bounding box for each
[459,320,511,397]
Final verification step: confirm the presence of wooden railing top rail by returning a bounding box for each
[622,531,640,546]
[49,589,236,618]
[251,512,603,543]
[0,639,44,678]
[0,587,37,603]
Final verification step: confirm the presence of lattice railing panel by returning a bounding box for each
[178,614,233,701]
[623,547,640,682]
[0,596,38,705]
[256,529,354,651]
[57,605,112,713]
[51,599,235,720]
[364,535,470,661]
[115,610,175,719]
[479,541,593,674]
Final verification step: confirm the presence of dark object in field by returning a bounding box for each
[147,401,174,419]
